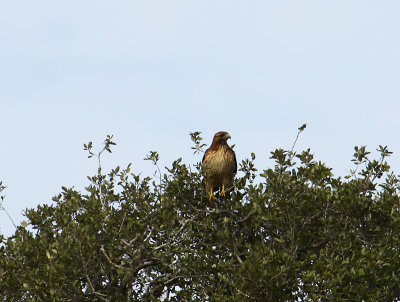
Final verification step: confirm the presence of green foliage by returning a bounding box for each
[1,134,400,301]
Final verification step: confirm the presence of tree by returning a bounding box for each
[1,131,400,301]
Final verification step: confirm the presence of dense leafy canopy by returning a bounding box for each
[1,133,400,301]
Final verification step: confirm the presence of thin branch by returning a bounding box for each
[132,260,157,276]
[144,228,153,242]
[100,246,125,270]
[118,213,127,234]
[0,183,17,229]
[235,254,244,265]
[121,236,140,247]
[84,272,110,302]
[291,124,307,155]
[238,210,256,223]
[84,135,115,209]
[154,219,189,251]
[78,240,110,302]
[0,199,17,229]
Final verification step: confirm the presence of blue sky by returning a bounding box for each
[2,1,400,236]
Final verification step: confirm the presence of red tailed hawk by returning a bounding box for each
[202,131,237,200]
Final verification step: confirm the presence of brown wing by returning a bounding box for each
[201,148,209,165]
[231,147,237,175]
[202,133,237,197]
[223,146,237,188]
[202,148,218,194]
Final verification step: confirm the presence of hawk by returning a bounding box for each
[202,131,237,200]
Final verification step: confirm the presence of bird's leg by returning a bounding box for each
[209,191,216,200]
[221,184,226,196]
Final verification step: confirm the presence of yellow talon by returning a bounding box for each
[221,184,226,196]
[209,191,216,200]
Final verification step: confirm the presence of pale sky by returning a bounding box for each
[2,1,400,236]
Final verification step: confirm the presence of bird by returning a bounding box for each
[202,131,237,200]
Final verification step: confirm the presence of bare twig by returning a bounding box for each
[84,135,116,209]
[118,213,127,234]
[122,236,140,247]
[238,210,256,223]
[235,254,244,265]
[0,183,17,229]
[144,228,153,242]
[100,246,125,270]
[78,240,110,302]
[154,219,189,251]
[290,124,307,155]
[84,272,110,302]
[0,202,17,229]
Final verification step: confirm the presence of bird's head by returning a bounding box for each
[212,131,231,145]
